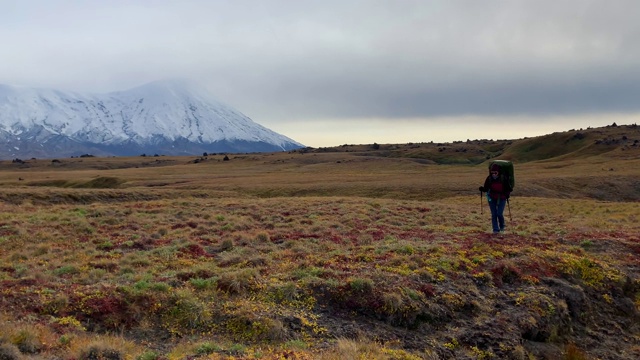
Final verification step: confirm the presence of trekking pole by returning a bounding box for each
[507,198,512,222]
[480,191,483,215]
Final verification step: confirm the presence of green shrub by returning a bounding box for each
[269,281,299,303]
[136,351,160,360]
[42,293,69,315]
[256,232,270,242]
[11,329,42,354]
[135,280,170,292]
[79,344,123,360]
[59,334,72,345]
[54,265,79,276]
[189,277,216,290]
[284,339,308,350]
[228,343,247,356]
[150,282,171,292]
[160,289,212,335]
[382,292,403,314]
[134,280,151,291]
[97,241,114,250]
[225,311,287,342]
[220,239,234,251]
[195,342,221,355]
[580,240,594,249]
[12,265,29,278]
[292,266,324,279]
[217,268,260,295]
[349,278,374,294]
[394,244,415,255]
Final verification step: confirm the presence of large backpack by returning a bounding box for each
[489,160,515,190]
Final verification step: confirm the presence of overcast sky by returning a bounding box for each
[2,0,639,147]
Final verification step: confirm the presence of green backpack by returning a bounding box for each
[489,160,515,190]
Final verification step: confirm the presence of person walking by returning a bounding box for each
[479,163,512,234]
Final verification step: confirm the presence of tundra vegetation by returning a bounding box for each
[0,124,639,359]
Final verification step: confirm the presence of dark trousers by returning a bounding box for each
[488,197,506,233]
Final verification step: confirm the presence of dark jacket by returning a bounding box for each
[481,174,512,201]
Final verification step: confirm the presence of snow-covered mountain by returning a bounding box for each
[0,80,304,159]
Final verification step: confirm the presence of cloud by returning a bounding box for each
[2,0,639,126]
[197,1,640,120]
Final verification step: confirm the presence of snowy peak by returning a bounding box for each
[0,80,304,159]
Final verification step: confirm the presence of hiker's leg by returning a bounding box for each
[497,199,506,231]
[488,200,499,233]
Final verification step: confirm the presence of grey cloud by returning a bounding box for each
[2,0,640,123]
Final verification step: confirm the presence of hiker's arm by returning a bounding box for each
[481,177,491,192]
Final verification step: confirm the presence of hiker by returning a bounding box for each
[479,163,512,234]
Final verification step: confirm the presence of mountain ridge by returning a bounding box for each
[0,80,304,159]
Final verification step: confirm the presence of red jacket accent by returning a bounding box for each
[483,175,511,200]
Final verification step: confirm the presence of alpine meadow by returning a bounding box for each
[0,124,639,359]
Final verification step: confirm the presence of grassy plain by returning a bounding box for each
[0,125,639,359]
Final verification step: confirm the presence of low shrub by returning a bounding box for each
[11,329,42,354]
[348,277,374,293]
[160,289,213,335]
[194,342,221,355]
[217,268,261,295]
[189,277,216,290]
[79,344,123,360]
[0,343,21,360]
[136,351,160,360]
[54,265,79,276]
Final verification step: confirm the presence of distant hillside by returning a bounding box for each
[1,123,638,203]
[302,123,640,164]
